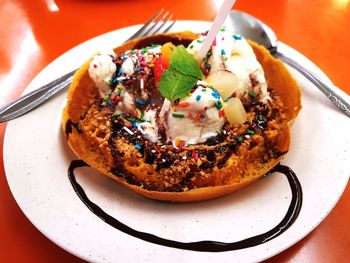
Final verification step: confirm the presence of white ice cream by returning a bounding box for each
[187,30,269,102]
[88,36,267,146]
[88,51,117,97]
[166,82,225,145]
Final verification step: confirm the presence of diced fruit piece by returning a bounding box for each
[224,97,247,125]
[205,70,243,99]
[161,42,176,61]
[154,57,169,82]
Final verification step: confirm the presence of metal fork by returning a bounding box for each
[0,9,176,123]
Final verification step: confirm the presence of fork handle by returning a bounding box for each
[274,51,350,118]
[0,70,75,123]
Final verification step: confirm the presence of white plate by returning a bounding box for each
[3,21,350,262]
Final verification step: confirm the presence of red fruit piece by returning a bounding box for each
[154,56,169,82]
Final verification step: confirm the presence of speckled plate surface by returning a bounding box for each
[3,21,350,262]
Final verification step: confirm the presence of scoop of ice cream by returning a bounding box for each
[165,81,225,146]
[88,51,117,97]
[135,81,226,146]
[89,46,163,115]
[187,30,269,103]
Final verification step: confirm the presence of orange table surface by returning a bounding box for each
[0,0,349,262]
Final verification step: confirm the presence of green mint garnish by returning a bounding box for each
[160,45,203,102]
[247,129,255,135]
[170,45,203,79]
[248,91,257,98]
[160,68,197,102]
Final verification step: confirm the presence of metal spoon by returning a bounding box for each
[228,11,350,118]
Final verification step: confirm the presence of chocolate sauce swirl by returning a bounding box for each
[68,160,302,252]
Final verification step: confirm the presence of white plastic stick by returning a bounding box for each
[196,0,237,62]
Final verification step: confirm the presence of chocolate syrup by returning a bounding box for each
[65,119,82,136]
[68,161,302,252]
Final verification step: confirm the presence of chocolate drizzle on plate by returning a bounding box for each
[68,160,303,252]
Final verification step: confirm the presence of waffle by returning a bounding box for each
[62,31,301,202]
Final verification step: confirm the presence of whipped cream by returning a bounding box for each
[187,30,269,102]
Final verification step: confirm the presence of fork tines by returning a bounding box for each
[127,9,176,41]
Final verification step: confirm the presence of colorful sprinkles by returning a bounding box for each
[216,100,223,110]
[134,144,142,150]
[135,98,145,105]
[172,113,185,118]
[178,102,190,108]
[248,91,257,98]
[232,34,242,40]
[211,89,221,99]
[95,38,272,170]
[247,129,255,135]
[123,126,134,135]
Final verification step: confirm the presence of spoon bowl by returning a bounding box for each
[226,11,350,118]
[228,11,277,53]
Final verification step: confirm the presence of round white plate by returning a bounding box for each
[4,21,350,262]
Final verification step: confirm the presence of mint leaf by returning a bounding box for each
[160,66,197,102]
[170,45,203,79]
[159,45,203,102]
